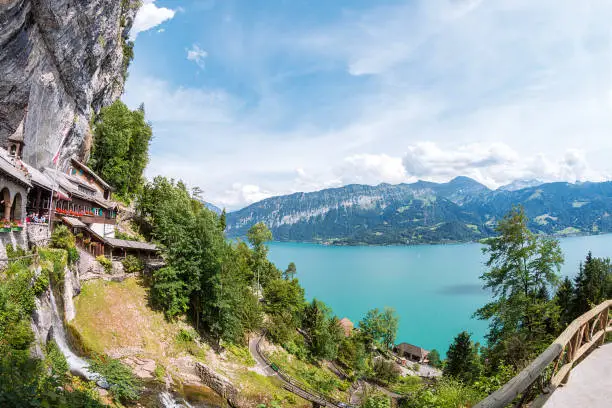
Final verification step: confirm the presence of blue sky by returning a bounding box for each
[123,0,612,209]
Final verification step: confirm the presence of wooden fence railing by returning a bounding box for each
[474,299,612,408]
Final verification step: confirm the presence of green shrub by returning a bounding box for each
[32,269,50,296]
[153,364,166,382]
[400,377,485,408]
[176,328,197,343]
[50,225,76,250]
[122,255,143,274]
[45,340,69,385]
[6,244,27,260]
[67,246,80,265]
[363,395,391,408]
[90,356,142,403]
[96,255,112,274]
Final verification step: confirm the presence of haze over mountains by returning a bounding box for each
[224,177,612,245]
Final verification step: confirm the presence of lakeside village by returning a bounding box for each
[0,118,437,375]
[0,117,157,262]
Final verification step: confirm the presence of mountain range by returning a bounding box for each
[225,177,612,245]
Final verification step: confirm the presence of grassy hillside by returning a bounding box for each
[70,277,309,407]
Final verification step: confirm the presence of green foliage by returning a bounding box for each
[95,255,112,274]
[176,328,198,343]
[444,331,481,384]
[264,278,305,344]
[0,261,104,406]
[137,177,262,344]
[475,206,563,368]
[50,224,76,251]
[50,225,79,265]
[362,395,391,408]
[337,335,370,376]
[302,299,344,360]
[5,244,26,260]
[90,100,152,200]
[359,307,399,351]
[90,356,141,403]
[473,361,516,395]
[283,262,297,280]
[427,349,442,368]
[390,375,423,395]
[45,340,69,386]
[400,377,485,408]
[122,255,143,274]
[571,252,611,318]
[372,358,400,385]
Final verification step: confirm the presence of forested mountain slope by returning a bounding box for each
[226,177,612,245]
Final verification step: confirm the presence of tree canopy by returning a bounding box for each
[90,100,152,201]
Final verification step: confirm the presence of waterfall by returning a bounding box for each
[34,282,109,388]
[63,267,77,322]
[158,391,194,408]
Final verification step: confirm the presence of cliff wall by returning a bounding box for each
[0,0,136,169]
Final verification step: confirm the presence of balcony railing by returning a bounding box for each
[474,300,612,408]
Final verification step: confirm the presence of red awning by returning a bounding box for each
[54,191,71,201]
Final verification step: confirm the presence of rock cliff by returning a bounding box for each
[0,0,137,169]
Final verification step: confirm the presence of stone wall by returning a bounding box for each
[195,362,248,408]
[26,223,50,247]
[0,228,28,266]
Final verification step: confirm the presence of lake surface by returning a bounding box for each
[267,234,612,355]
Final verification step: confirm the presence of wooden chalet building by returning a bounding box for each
[0,122,158,260]
[394,342,430,363]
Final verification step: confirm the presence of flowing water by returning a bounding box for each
[47,285,109,388]
[267,234,612,354]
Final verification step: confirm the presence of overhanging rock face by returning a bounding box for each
[0,0,136,169]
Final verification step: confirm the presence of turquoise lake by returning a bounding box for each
[267,234,612,355]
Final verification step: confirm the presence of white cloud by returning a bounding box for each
[125,0,612,209]
[339,154,407,185]
[186,45,208,69]
[130,1,175,40]
[217,183,277,208]
[400,142,607,188]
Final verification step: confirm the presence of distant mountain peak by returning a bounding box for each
[498,179,543,192]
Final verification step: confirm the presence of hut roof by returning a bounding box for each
[8,118,24,143]
[70,158,112,191]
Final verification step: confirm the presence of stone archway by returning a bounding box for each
[11,192,22,222]
[0,188,10,221]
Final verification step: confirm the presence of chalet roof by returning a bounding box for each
[0,148,31,188]
[43,168,115,209]
[8,118,24,143]
[70,158,112,191]
[22,162,56,191]
[395,343,428,357]
[105,238,158,252]
[339,318,354,328]
[62,216,87,228]
[338,318,354,337]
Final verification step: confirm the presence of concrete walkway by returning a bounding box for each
[544,343,612,408]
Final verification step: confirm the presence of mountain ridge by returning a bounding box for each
[226,177,612,245]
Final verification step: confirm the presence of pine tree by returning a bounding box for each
[444,331,480,384]
[283,262,297,280]
[572,252,612,318]
[555,276,574,326]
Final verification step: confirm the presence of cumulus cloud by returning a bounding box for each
[338,154,407,185]
[186,45,208,69]
[130,0,175,40]
[400,142,606,188]
[125,0,612,209]
[218,183,277,208]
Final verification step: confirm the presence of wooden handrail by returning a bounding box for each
[474,299,612,408]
